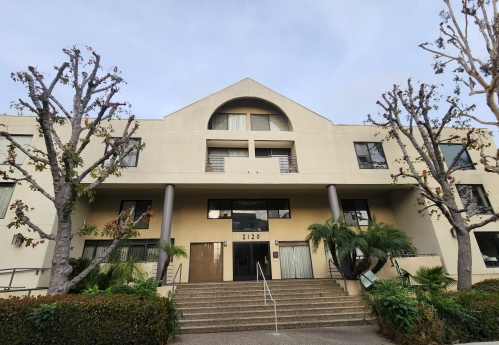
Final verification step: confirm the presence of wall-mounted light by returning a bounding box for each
[275,240,279,246]
[223,240,227,246]
[11,233,23,247]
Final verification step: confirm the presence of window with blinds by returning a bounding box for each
[0,184,15,218]
[0,135,33,165]
[208,113,246,130]
[251,114,288,131]
[82,239,159,262]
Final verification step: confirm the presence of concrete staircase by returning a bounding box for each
[174,279,371,334]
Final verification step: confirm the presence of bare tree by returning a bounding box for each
[420,0,499,172]
[1,46,148,295]
[367,79,499,290]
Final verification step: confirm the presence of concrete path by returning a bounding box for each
[175,325,393,345]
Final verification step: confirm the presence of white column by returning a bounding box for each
[327,185,340,220]
[156,184,175,284]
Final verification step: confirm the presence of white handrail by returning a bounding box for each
[256,261,279,335]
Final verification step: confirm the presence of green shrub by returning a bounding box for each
[364,280,418,331]
[364,279,499,345]
[108,285,133,295]
[473,278,499,292]
[0,294,181,345]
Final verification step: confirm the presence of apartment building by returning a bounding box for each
[0,78,498,291]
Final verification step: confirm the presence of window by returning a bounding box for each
[456,185,492,216]
[0,183,15,218]
[251,114,288,131]
[208,113,246,130]
[208,148,248,157]
[82,239,159,262]
[104,138,141,167]
[0,135,33,165]
[439,143,475,170]
[232,200,268,232]
[255,148,290,157]
[353,142,388,169]
[120,200,152,229]
[208,200,232,219]
[341,199,370,226]
[268,199,290,218]
[474,232,499,267]
[208,199,291,229]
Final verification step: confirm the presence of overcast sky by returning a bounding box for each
[1,1,495,135]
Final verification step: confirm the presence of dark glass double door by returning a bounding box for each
[233,242,271,281]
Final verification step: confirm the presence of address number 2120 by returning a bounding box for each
[242,234,260,240]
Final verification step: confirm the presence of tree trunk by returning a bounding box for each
[350,257,371,280]
[456,229,472,290]
[371,257,387,274]
[158,256,170,287]
[47,217,73,295]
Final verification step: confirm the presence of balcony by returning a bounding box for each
[205,155,298,173]
[278,156,298,173]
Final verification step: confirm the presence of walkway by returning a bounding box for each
[175,325,392,345]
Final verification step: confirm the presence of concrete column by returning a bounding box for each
[327,184,352,276]
[327,185,341,220]
[157,184,175,284]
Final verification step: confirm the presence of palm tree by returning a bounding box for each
[406,266,457,291]
[305,217,355,269]
[338,217,416,279]
[157,241,188,286]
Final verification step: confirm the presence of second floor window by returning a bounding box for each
[120,200,152,229]
[341,199,370,226]
[0,183,15,219]
[105,138,141,167]
[0,135,33,165]
[456,185,492,216]
[354,142,388,169]
[439,143,475,170]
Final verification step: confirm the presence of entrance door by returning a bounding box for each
[233,242,271,281]
[279,242,314,279]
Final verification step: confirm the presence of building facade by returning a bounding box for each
[0,79,498,291]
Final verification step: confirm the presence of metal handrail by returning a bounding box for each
[0,267,51,291]
[170,263,182,297]
[278,156,298,173]
[256,261,279,335]
[328,259,349,296]
[0,287,48,297]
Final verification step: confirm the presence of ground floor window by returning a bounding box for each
[474,232,499,267]
[82,239,159,262]
[189,243,224,282]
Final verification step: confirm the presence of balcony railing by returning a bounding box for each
[278,156,298,173]
[206,155,225,172]
[205,155,298,173]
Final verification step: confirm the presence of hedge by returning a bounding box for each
[0,294,180,345]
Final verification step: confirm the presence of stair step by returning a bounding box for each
[181,318,373,334]
[175,291,347,301]
[174,289,346,299]
[175,285,344,294]
[180,311,368,327]
[182,306,366,320]
[176,295,359,307]
[180,300,365,314]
